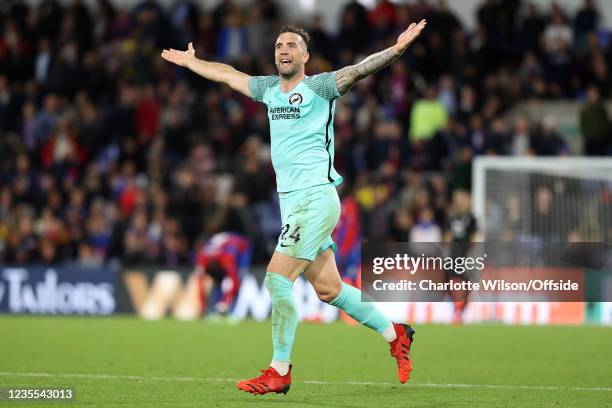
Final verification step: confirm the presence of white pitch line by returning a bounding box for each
[0,372,610,393]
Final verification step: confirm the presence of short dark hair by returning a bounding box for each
[278,25,310,49]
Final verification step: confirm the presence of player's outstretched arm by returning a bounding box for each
[161,42,251,97]
[335,19,427,95]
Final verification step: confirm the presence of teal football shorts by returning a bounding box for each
[275,183,341,261]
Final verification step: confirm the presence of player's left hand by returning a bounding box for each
[393,19,427,55]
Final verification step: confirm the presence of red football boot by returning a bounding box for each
[389,323,415,383]
[236,366,291,395]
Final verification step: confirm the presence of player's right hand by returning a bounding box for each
[161,42,196,67]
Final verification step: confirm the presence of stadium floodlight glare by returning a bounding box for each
[298,0,315,13]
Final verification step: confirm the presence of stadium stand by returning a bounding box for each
[0,0,611,266]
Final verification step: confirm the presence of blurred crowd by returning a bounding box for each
[0,0,611,266]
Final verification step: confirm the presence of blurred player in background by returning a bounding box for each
[162,19,427,395]
[444,189,477,324]
[332,187,363,326]
[194,232,251,316]
[333,187,361,284]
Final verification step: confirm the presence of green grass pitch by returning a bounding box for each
[0,316,611,407]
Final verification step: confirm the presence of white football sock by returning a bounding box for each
[270,360,290,376]
[382,323,397,342]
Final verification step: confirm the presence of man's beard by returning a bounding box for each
[277,63,300,80]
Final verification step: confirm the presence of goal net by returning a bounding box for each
[472,157,612,247]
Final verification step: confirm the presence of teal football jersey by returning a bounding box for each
[248,72,344,192]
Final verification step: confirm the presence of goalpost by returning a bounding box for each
[472,157,612,243]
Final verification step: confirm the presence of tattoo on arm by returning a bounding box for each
[335,47,400,95]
